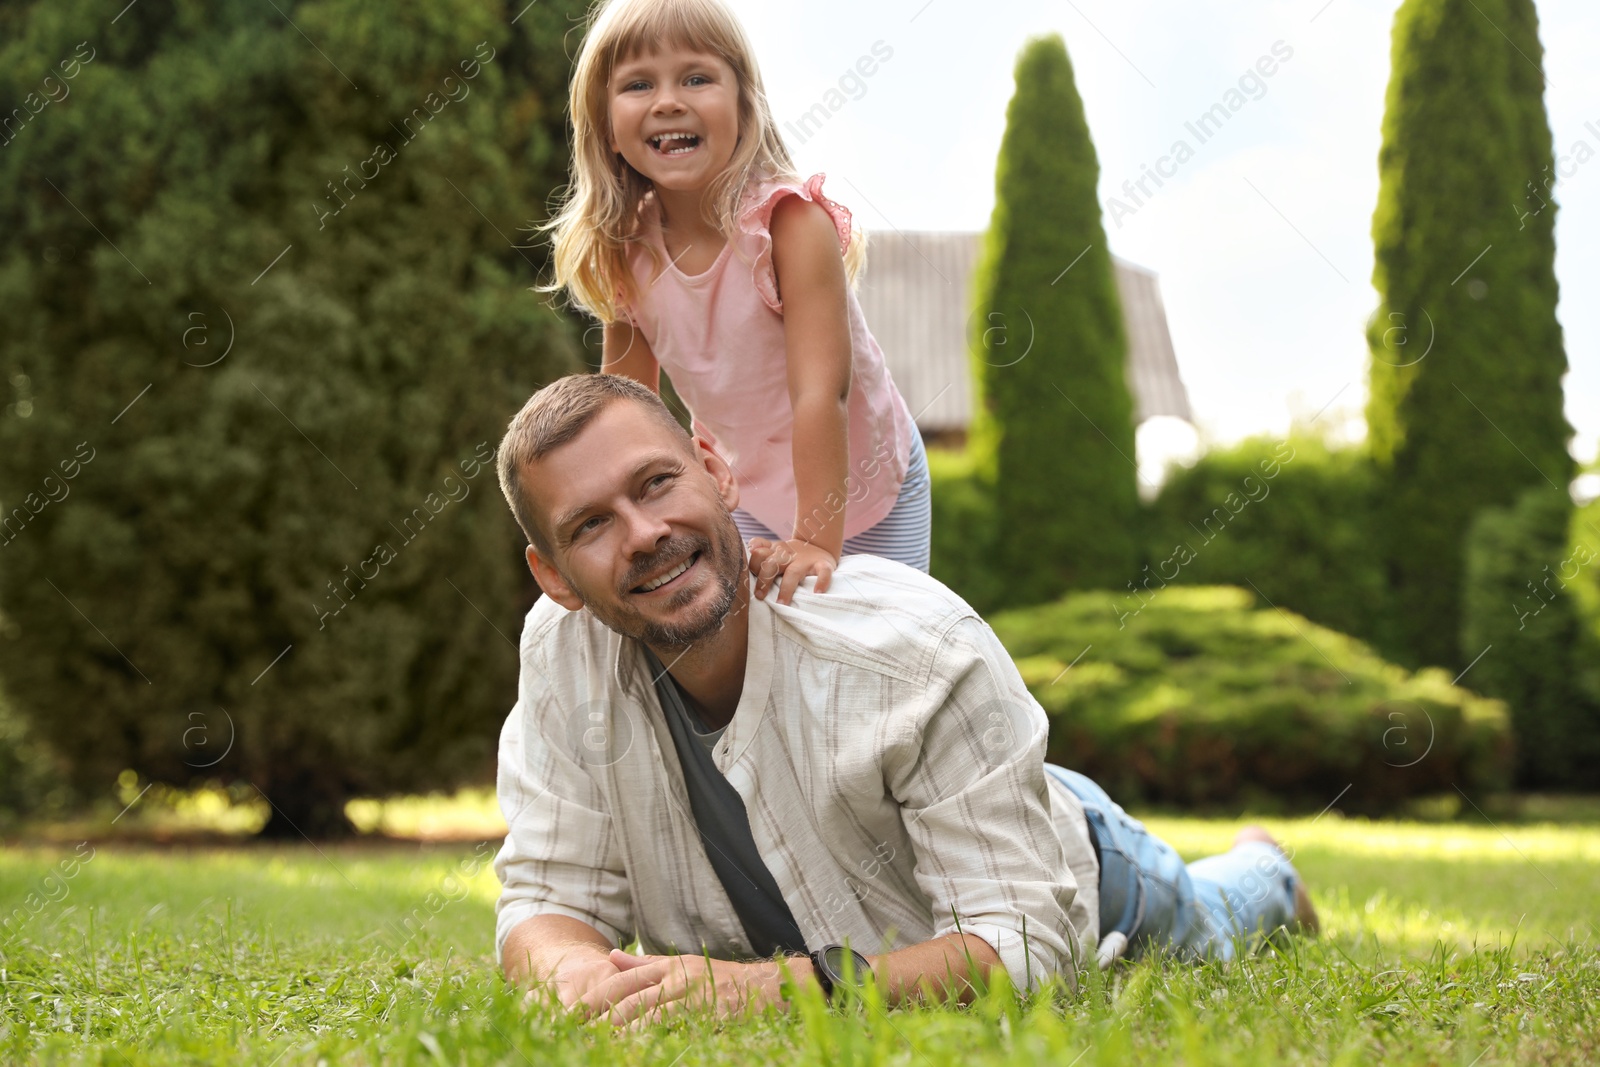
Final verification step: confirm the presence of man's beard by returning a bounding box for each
[564,502,744,651]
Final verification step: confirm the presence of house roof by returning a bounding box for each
[853,231,1193,432]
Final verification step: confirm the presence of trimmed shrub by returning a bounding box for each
[1140,436,1392,653]
[927,447,1003,616]
[1367,0,1573,669]
[989,586,1512,812]
[968,33,1137,608]
[1461,487,1600,789]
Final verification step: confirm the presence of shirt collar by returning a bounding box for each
[725,582,773,763]
[608,576,775,752]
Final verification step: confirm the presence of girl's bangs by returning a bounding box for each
[602,2,740,74]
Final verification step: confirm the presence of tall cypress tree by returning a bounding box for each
[1366,0,1572,668]
[969,33,1136,608]
[0,0,586,834]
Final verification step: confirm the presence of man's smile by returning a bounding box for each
[631,549,703,595]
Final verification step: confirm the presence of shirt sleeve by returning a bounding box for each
[493,658,635,965]
[880,615,1087,992]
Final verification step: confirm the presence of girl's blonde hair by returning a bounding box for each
[535,0,867,324]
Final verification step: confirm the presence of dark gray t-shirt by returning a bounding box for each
[641,646,807,959]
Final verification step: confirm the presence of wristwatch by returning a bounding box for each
[808,942,872,1000]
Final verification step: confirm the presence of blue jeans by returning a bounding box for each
[1045,765,1302,962]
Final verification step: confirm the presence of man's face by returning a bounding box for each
[523,401,745,650]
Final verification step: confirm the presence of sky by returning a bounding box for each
[726,0,1600,469]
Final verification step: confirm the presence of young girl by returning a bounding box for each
[537,0,929,605]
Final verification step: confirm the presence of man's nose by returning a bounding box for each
[618,502,672,555]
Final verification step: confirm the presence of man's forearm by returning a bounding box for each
[501,918,1006,1016]
[501,914,615,987]
[559,931,1006,1023]
[867,932,1004,1006]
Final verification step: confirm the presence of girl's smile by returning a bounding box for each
[647,131,702,156]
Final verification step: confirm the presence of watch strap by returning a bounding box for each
[807,948,835,998]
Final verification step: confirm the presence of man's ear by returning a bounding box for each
[693,436,740,513]
[526,544,584,612]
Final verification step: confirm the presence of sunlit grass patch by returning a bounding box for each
[345,787,505,840]
[1,809,1596,1065]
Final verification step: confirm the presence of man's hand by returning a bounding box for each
[544,951,623,1012]
[501,914,621,1012]
[579,949,814,1027]
[748,538,838,605]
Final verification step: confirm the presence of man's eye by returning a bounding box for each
[649,473,674,490]
[576,516,602,536]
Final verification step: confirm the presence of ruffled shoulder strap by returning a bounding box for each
[737,172,853,313]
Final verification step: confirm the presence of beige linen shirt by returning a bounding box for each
[493,555,1100,991]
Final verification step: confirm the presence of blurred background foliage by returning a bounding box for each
[0,0,593,835]
[931,0,1596,803]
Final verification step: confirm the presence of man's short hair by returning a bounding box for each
[497,373,694,554]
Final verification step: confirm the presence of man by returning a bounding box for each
[492,373,1316,1026]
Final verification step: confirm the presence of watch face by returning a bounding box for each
[823,944,864,984]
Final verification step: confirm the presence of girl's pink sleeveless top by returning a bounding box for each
[618,172,916,540]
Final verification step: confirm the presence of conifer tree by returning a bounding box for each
[0,0,586,835]
[969,33,1136,608]
[1367,0,1572,668]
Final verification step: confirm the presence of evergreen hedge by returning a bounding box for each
[968,33,1137,608]
[0,0,585,835]
[991,586,1512,811]
[1461,488,1600,789]
[927,447,1004,616]
[1140,436,1391,652]
[1366,0,1573,670]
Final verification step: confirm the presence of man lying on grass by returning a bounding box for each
[490,373,1319,1026]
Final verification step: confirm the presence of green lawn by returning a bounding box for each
[1,811,1596,1065]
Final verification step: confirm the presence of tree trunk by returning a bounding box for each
[257,765,356,840]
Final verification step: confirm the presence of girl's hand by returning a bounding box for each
[748,538,838,605]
